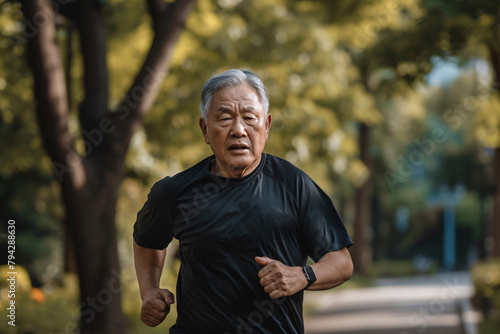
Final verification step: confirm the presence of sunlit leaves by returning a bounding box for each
[475,93,500,148]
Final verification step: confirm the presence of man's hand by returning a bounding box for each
[255,256,307,299]
[140,288,175,327]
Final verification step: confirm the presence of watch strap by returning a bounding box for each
[302,265,317,289]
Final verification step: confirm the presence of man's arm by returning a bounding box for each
[133,239,175,327]
[307,247,353,290]
[255,247,353,298]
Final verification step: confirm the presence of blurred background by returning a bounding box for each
[0,0,499,333]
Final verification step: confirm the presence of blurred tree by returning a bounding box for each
[0,0,66,290]
[5,2,497,331]
[142,0,414,275]
[368,0,500,258]
[155,0,431,275]
[16,0,196,332]
[324,0,426,274]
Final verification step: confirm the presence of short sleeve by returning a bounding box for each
[298,176,353,262]
[133,178,173,250]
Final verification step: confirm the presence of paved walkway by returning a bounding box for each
[304,272,481,334]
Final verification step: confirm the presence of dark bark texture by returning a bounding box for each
[351,61,374,276]
[489,46,500,258]
[21,0,196,332]
[351,122,373,275]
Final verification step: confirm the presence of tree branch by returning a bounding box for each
[57,0,81,22]
[147,0,169,32]
[75,0,109,132]
[489,45,500,94]
[112,0,197,147]
[22,0,76,168]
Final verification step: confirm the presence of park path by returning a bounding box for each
[304,271,481,334]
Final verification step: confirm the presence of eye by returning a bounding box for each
[244,116,258,123]
[218,117,231,125]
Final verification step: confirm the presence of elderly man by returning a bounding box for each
[133,69,353,333]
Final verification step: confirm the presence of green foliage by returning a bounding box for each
[0,263,180,333]
[0,1,49,176]
[368,259,438,277]
[0,1,64,286]
[478,318,500,334]
[471,258,500,321]
[2,0,499,327]
[0,267,79,333]
[137,0,405,191]
[475,93,500,148]
[0,265,31,290]
[455,192,482,239]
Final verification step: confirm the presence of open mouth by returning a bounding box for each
[229,144,249,151]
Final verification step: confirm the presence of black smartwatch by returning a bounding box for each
[302,265,317,289]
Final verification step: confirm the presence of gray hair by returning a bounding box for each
[200,69,269,120]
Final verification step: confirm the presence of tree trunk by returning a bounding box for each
[64,170,125,333]
[21,0,196,332]
[351,59,375,276]
[351,122,373,275]
[492,147,500,258]
[489,46,500,257]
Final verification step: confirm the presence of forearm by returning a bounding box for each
[133,239,167,299]
[307,247,353,291]
[256,248,353,298]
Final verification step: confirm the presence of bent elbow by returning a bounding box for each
[339,254,354,283]
[343,259,354,282]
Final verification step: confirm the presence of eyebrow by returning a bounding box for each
[242,105,259,112]
[216,106,233,113]
[216,105,259,113]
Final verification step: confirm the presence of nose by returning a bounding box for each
[230,118,247,137]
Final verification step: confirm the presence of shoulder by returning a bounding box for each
[149,156,212,199]
[262,154,314,190]
[263,154,310,180]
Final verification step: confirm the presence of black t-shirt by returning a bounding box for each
[134,153,353,334]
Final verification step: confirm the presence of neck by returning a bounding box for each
[211,157,261,178]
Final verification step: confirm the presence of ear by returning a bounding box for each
[265,114,272,139]
[199,117,209,145]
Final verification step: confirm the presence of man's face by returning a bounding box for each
[199,83,272,178]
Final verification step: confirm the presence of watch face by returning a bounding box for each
[303,267,311,281]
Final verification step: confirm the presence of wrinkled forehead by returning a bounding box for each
[209,83,264,112]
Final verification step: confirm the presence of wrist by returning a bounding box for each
[139,282,160,300]
[295,266,308,290]
[302,265,317,290]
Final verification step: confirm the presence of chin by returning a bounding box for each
[228,156,256,168]
[229,158,253,167]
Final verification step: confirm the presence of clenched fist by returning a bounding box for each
[255,256,308,299]
[140,288,175,327]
